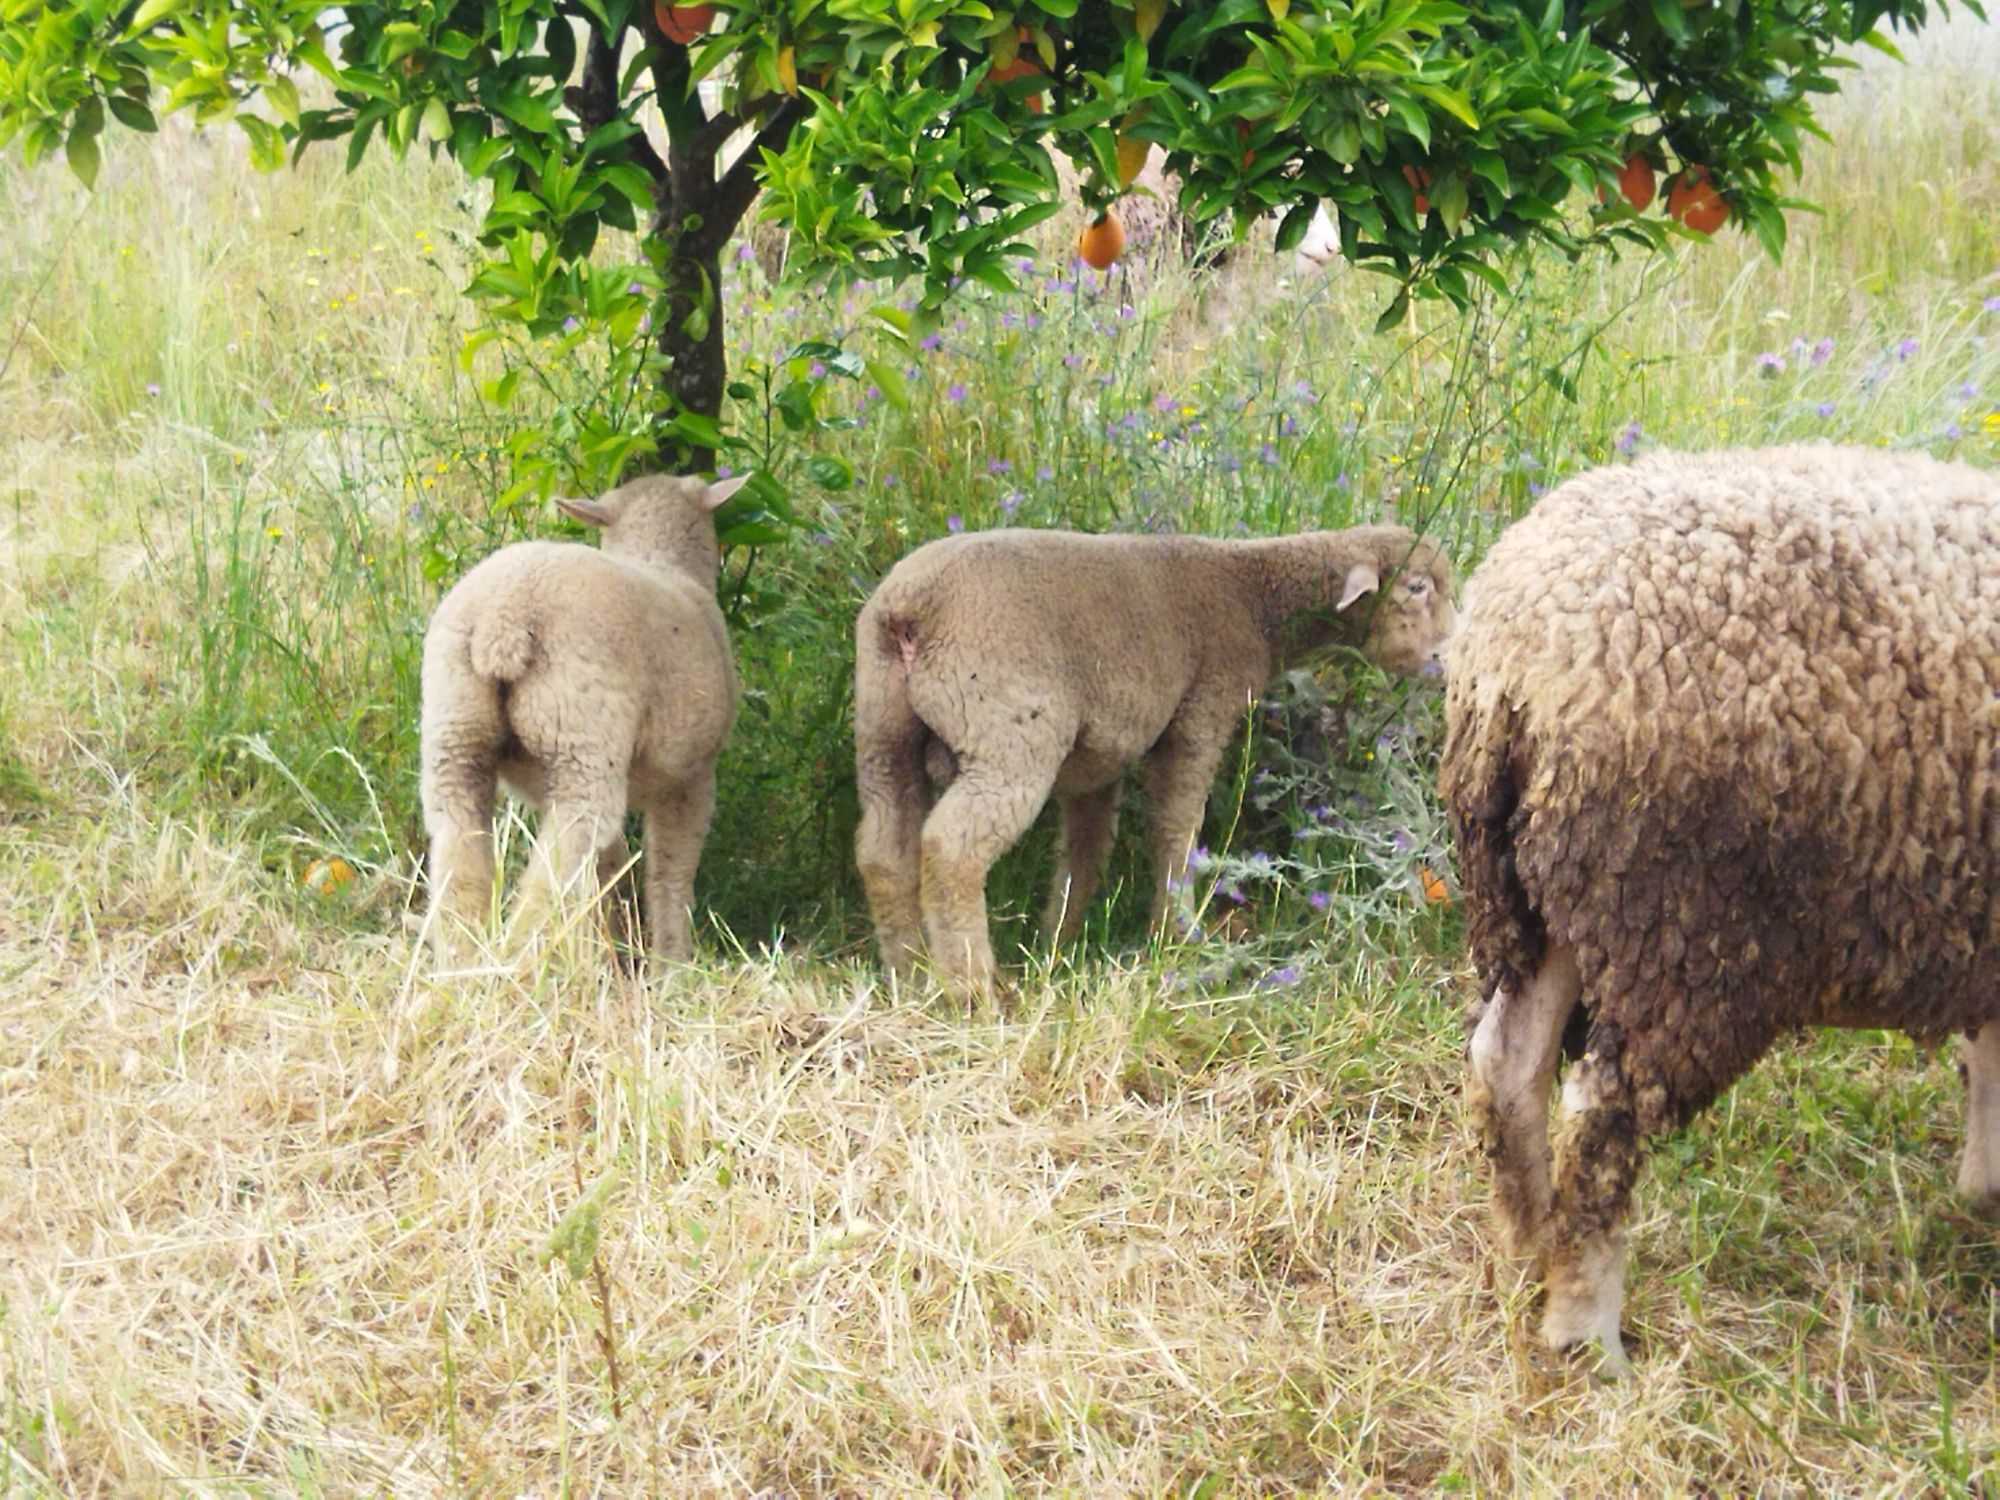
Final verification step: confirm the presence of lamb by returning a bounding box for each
[1440,444,1998,1372]
[853,523,1456,993]
[419,472,747,962]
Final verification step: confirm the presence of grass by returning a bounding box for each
[2,16,1998,1492]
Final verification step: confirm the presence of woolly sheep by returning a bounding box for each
[1441,444,1998,1372]
[854,524,1456,994]
[420,472,747,961]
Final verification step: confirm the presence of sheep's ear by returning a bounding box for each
[700,473,751,511]
[1336,562,1381,611]
[556,496,617,529]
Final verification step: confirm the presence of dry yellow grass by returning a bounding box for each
[2,808,1994,1491]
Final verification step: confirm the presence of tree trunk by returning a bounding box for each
[652,197,727,474]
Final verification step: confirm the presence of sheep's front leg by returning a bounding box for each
[1544,1038,1641,1373]
[641,771,717,964]
[1467,944,1581,1273]
[1043,782,1121,946]
[1960,1020,2000,1209]
[919,759,1059,999]
[1140,712,1236,930]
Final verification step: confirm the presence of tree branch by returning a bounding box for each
[564,24,669,187]
[705,97,805,251]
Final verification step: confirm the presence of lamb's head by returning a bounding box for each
[556,472,750,580]
[1277,526,1456,677]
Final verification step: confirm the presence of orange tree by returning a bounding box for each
[0,0,1975,496]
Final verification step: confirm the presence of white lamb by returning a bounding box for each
[419,473,746,961]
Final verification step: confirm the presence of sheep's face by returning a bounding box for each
[557,473,749,580]
[1348,539,1456,677]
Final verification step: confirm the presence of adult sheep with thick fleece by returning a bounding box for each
[1442,444,1997,1372]
[420,472,747,962]
[854,523,1456,994]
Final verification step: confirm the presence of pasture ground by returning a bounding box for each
[3,17,1997,1493]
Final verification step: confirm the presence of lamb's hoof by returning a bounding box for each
[1543,1315,1633,1379]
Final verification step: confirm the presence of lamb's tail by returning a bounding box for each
[1438,685,1546,1005]
[468,615,537,683]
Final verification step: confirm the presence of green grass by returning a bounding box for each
[1,19,1997,1493]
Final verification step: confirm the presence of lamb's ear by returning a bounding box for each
[700,473,751,511]
[1336,562,1381,611]
[556,495,617,529]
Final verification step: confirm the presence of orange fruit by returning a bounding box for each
[1666,166,1728,235]
[1076,210,1124,269]
[1598,151,1656,211]
[303,855,356,896]
[985,26,1044,110]
[653,1,713,43]
[1403,163,1431,217]
[1617,152,1656,211]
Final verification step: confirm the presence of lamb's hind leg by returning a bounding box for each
[1543,1028,1642,1372]
[640,769,717,964]
[1043,782,1121,946]
[919,750,1064,999]
[854,619,932,979]
[419,672,505,958]
[1467,944,1582,1274]
[1960,1020,2000,1209]
[513,757,626,942]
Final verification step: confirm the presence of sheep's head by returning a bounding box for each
[1346,531,1455,676]
[1279,526,1456,676]
[556,473,750,580]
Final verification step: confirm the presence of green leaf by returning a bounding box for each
[1373,287,1410,334]
[863,357,911,411]
[107,95,158,133]
[64,125,101,189]
[123,0,183,37]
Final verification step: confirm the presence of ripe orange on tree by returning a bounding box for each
[1076,210,1124,269]
[986,26,1045,110]
[1597,151,1656,211]
[1666,166,1728,234]
[652,1,713,44]
[1402,164,1431,216]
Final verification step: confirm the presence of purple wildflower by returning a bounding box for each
[808,359,826,378]
[946,382,967,402]
[1035,465,1054,481]
[716,463,733,477]
[988,458,1012,475]
[1258,442,1279,465]
[562,316,580,333]
[626,280,645,294]
[919,332,944,352]
[145,382,160,396]
[1615,419,1642,454]
[945,514,964,533]
[1061,353,1082,369]
[1983,295,2000,314]
[1896,337,1919,361]
[999,489,1022,516]
[1307,890,1330,910]
[1334,471,1351,490]
[1945,420,1962,439]
[1755,350,1785,376]
[1811,337,1834,366]
[1816,400,1837,418]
